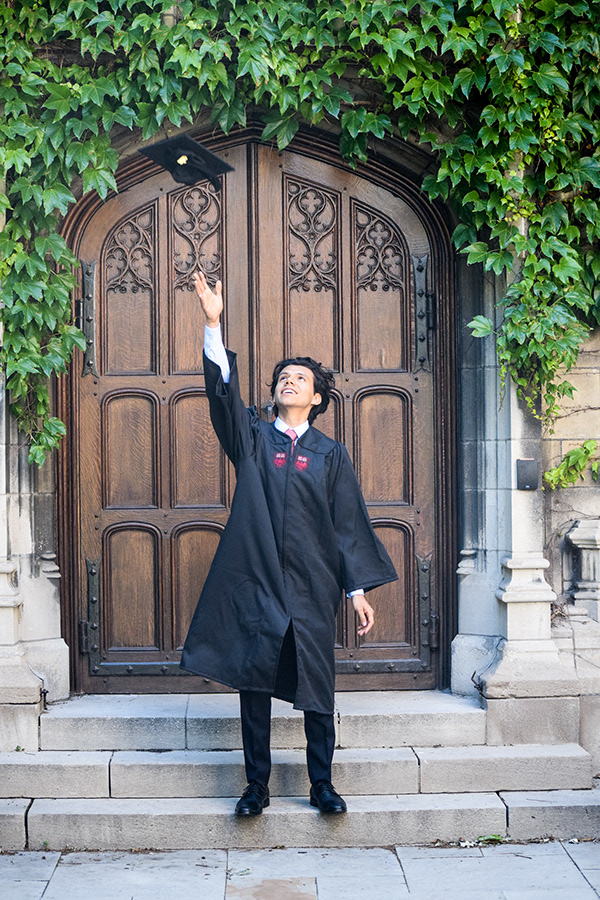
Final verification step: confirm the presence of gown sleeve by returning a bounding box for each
[328,443,398,594]
[203,350,256,466]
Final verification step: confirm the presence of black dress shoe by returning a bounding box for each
[309,780,347,814]
[235,781,270,817]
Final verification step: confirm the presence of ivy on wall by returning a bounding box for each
[0,0,599,463]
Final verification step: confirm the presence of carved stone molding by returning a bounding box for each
[457,548,477,577]
[495,556,557,608]
[39,552,61,583]
[567,518,600,621]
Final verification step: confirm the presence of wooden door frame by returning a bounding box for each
[58,123,457,694]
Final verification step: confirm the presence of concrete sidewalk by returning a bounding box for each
[0,841,599,899]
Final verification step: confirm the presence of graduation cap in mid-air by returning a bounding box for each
[138,135,234,190]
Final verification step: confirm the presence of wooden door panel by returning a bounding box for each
[285,175,341,369]
[170,185,225,374]
[355,388,412,505]
[103,392,159,509]
[172,525,223,650]
[105,206,157,375]
[105,526,160,649]
[352,202,410,372]
[363,522,412,646]
[171,392,223,508]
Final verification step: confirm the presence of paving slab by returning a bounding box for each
[405,892,597,900]
[0,751,111,798]
[40,695,188,750]
[500,892,598,900]
[110,747,418,798]
[335,690,486,748]
[563,840,600,868]
[0,799,29,851]
[226,876,317,898]
[391,892,507,900]
[0,851,60,900]
[227,846,402,877]
[314,875,409,899]
[26,793,507,850]
[417,743,592,793]
[0,851,60,878]
[0,882,47,900]
[400,847,595,894]
[502,789,600,841]
[40,850,226,900]
[226,847,408,899]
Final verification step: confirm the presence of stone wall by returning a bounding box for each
[0,380,69,752]
[543,329,600,603]
[543,328,600,776]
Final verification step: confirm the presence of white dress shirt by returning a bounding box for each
[203,323,364,598]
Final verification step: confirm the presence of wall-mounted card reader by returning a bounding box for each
[517,458,538,491]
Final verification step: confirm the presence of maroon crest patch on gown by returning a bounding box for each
[295,455,309,471]
[273,451,287,468]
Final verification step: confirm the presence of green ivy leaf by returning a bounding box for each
[42,184,76,215]
[82,166,117,199]
[261,112,299,149]
[468,316,495,337]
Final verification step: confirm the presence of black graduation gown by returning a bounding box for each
[181,351,398,714]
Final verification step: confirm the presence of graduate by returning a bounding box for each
[181,272,398,816]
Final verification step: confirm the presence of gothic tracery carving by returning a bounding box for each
[286,178,338,294]
[105,208,154,294]
[354,205,404,293]
[171,184,223,291]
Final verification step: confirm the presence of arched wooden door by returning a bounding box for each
[62,137,455,693]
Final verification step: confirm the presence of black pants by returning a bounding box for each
[239,624,335,786]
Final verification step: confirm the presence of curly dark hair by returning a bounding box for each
[269,357,335,424]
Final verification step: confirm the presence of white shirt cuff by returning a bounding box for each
[204,324,230,383]
[347,589,365,597]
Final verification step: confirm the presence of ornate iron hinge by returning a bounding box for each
[76,261,98,377]
[412,254,436,372]
[417,552,438,651]
[85,557,101,673]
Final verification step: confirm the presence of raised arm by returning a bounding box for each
[194,270,230,382]
[193,271,253,465]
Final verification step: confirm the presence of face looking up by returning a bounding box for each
[273,365,322,422]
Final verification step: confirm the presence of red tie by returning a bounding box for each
[285,428,297,452]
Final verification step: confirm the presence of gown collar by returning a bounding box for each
[273,416,310,438]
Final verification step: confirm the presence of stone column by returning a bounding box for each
[480,383,580,745]
[567,518,600,622]
[0,390,43,751]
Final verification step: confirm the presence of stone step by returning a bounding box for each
[25,794,508,850]
[417,743,592,793]
[1,787,595,851]
[0,744,590,800]
[39,691,486,751]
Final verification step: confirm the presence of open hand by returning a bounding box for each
[352,595,374,636]
[192,270,223,327]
